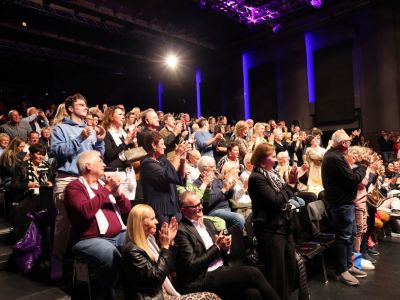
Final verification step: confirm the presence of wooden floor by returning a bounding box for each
[0,235,399,299]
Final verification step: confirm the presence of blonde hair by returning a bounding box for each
[53,103,67,125]
[126,204,156,261]
[234,120,248,137]
[220,161,240,179]
[0,137,25,167]
[253,122,265,136]
[348,146,368,162]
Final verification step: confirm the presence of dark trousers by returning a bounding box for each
[204,266,280,300]
[254,226,297,300]
[327,203,356,274]
[360,205,377,253]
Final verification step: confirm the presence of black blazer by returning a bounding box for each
[121,240,174,300]
[104,131,135,169]
[247,168,294,234]
[175,218,222,294]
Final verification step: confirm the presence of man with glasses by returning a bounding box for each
[322,129,368,286]
[50,93,106,280]
[175,191,280,300]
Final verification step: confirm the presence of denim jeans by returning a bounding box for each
[209,207,245,230]
[327,203,356,274]
[72,231,126,299]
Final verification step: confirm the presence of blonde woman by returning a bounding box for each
[233,120,253,162]
[122,204,220,300]
[51,103,68,126]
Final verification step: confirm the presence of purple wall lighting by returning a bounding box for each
[158,81,164,111]
[242,53,250,119]
[310,0,323,9]
[196,69,202,118]
[305,32,316,104]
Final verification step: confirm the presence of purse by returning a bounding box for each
[366,185,385,208]
[124,146,147,162]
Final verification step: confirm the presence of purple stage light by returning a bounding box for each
[310,0,322,9]
[272,23,282,33]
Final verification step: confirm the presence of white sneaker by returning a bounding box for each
[361,258,375,270]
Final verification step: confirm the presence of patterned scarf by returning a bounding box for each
[256,166,285,192]
[27,159,49,185]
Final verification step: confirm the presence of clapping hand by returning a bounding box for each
[95,125,106,141]
[159,217,178,249]
[105,174,121,194]
[215,231,232,251]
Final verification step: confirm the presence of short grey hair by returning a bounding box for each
[77,150,102,175]
[197,156,216,171]
[331,129,349,148]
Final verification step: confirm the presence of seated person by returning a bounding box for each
[193,156,245,230]
[175,191,280,300]
[122,204,220,300]
[64,150,131,299]
[11,143,54,240]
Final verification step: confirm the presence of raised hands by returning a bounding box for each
[159,217,178,249]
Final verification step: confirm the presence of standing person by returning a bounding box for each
[321,129,368,286]
[195,118,224,158]
[0,110,31,140]
[0,133,10,156]
[50,93,106,280]
[248,143,302,300]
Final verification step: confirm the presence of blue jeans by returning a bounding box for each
[209,207,245,230]
[327,203,356,274]
[382,151,394,163]
[289,197,305,208]
[72,231,126,299]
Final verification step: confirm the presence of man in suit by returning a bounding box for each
[175,191,279,300]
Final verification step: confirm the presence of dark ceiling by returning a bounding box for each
[0,0,378,73]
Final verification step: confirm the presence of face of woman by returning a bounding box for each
[256,125,265,136]
[387,163,394,172]
[261,150,277,170]
[18,142,25,152]
[112,108,125,127]
[31,152,44,165]
[378,166,385,176]
[143,210,158,237]
[127,114,135,125]
[228,146,239,160]
[241,127,249,138]
[311,136,319,147]
[152,138,166,156]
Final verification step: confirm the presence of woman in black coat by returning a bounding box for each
[248,143,305,300]
[121,204,220,300]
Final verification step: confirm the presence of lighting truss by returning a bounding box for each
[200,0,320,26]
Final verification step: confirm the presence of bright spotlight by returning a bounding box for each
[165,54,178,69]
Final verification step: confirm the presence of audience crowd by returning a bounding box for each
[1,94,400,299]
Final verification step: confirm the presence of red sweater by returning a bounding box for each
[65,179,131,243]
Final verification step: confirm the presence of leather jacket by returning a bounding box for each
[122,240,174,300]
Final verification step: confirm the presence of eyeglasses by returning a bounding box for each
[182,202,202,209]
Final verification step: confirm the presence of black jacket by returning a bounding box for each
[175,218,222,294]
[104,131,135,169]
[321,148,367,205]
[247,168,294,234]
[121,241,174,300]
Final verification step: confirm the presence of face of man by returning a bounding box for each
[28,133,40,145]
[9,111,20,124]
[164,116,176,128]
[181,193,203,222]
[87,155,106,178]
[145,111,160,129]
[41,129,51,140]
[68,99,88,119]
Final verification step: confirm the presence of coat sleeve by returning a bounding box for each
[103,132,128,164]
[141,157,183,186]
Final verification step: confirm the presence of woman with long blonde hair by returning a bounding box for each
[52,103,68,126]
[122,204,220,300]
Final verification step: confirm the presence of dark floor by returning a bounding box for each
[0,236,399,300]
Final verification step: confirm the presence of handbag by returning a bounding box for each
[124,146,147,162]
[366,185,385,208]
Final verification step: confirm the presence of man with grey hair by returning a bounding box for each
[0,110,31,140]
[64,150,131,299]
[322,129,368,286]
[193,156,245,229]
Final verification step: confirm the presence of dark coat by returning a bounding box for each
[103,131,135,169]
[122,241,174,300]
[175,218,222,294]
[247,168,294,234]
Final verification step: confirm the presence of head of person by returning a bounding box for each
[243,152,253,172]
[305,135,319,148]
[142,109,159,130]
[188,149,201,166]
[208,116,216,125]
[65,93,88,119]
[29,143,47,166]
[27,131,40,146]
[378,165,386,176]
[85,114,94,127]
[277,150,290,166]
[268,119,277,130]
[41,127,51,140]
[126,204,158,261]
[235,120,248,138]
[387,162,395,173]
[311,127,323,138]
[26,106,38,117]
[214,124,226,135]
[393,160,400,172]
[220,161,240,180]
[246,119,254,129]
[126,112,135,125]
[218,116,227,125]
[331,129,351,152]
[0,137,26,167]
[197,156,216,177]
[253,122,265,137]
[179,191,203,222]
[163,113,176,129]
[273,128,283,142]
[227,142,239,161]
[251,143,276,171]
[192,123,199,133]
[0,133,10,149]
[197,118,209,131]
[76,150,106,179]
[103,106,125,130]
[157,111,164,123]
[143,131,165,158]
[8,110,21,125]
[131,107,141,119]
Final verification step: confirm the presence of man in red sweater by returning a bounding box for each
[64,150,131,299]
